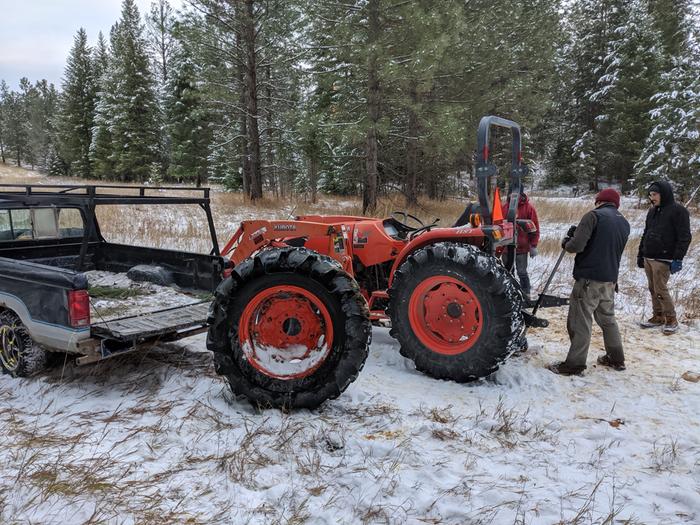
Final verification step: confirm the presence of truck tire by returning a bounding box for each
[207,247,371,410]
[0,311,48,377]
[388,242,524,381]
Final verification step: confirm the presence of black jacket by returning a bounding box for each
[638,180,692,261]
[565,203,630,283]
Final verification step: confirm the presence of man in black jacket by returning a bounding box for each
[549,189,630,376]
[637,180,692,334]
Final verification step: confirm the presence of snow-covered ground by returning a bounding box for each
[1,166,699,523]
[1,315,698,524]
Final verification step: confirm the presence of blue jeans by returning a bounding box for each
[516,253,530,295]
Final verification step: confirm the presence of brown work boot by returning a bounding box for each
[663,316,679,335]
[547,362,585,376]
[597,355,626,371]
[640,314,664,328]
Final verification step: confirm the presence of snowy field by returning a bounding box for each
[1,165,699,524]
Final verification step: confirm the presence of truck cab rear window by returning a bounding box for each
[0,208,84,242]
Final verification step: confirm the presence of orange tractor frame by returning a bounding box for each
[207,116,545,409]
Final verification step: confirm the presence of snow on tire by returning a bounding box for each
[0,310,48,377]
[207,247,371,410]
[388,242,524,381]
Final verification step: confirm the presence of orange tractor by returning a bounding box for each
[207,116,548,409]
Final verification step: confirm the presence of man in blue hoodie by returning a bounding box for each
[637,181,692,334]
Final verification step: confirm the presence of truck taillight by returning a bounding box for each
[68,290,91,328]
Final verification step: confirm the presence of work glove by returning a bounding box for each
[637,256,644,269]
[561,237,570,250]
[529,246,537,258]
[566,225,577,238]
[670,260,682,274]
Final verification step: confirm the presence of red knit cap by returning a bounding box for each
[595,188,620,208]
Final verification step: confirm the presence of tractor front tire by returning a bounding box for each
[0,311,48,377]
[388,242,524,381]
[207,248,371,410]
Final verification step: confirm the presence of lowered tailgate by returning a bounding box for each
[91,301,210,343]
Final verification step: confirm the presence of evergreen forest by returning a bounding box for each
[0,0,698,210]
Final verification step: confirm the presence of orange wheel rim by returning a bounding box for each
[408,275,483,355]
[238,285,334,379]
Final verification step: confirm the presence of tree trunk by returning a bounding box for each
[309,155,319,204]
[265,65,278,198]
[236,23,251,197]
[363,0,380,214]
[427,174,438,200]
[0,123,5,163]
[405,84,419,207]
[239,78,251,197]
[244,0,263,201]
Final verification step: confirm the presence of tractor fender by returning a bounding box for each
[388,227,486,286]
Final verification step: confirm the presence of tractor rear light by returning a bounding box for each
[68,290,91,328]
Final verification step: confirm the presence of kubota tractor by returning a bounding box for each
[207,116,547,409]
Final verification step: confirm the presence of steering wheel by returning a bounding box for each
[391,211,425,230]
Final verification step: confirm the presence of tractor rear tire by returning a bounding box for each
[0,311,48,377]
[207,247,371,410]
[388,242,524,381]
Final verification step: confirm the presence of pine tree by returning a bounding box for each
[91,27,119,179]
[551,0,616,188]
[0,80,7,164]
[589,0,664,189]
[547,0,664,190]
[88,32,112,178]
[648,0,692,59]
[147,0,177,176]
[635,11,700,196]
[2,82,29,167]
[26,80,58,171]
[308,0,394,212]
[147,0,176,89]
[165,45,212,186]
[58,28,97,177]
[93,31,110,82]
[180,1,305,200]
[94,0,160,182]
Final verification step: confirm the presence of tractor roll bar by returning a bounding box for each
[474,115,527,226]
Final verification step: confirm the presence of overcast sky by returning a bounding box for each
[0,1,184,90]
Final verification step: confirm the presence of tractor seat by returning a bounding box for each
[382,218,414,240]
[453,202,482,227]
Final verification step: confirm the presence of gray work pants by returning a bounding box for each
[564,279,624,368]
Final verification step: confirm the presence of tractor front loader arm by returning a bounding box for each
[221,220,350,270]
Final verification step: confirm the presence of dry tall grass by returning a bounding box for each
[3,164,698,317]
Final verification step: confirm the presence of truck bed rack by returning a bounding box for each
[0,183,213,206]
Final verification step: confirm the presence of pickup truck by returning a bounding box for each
[0,184,225,376]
